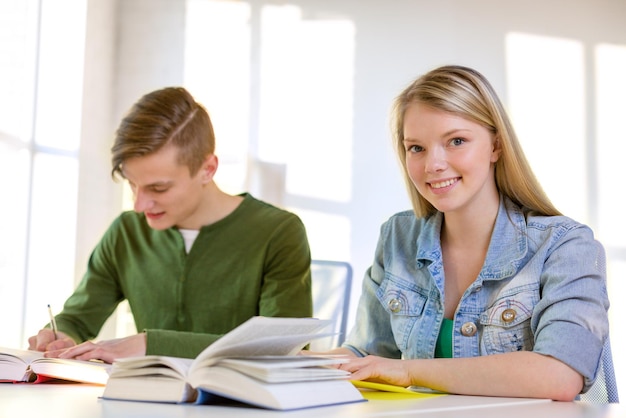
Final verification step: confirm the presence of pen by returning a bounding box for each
[47,304,58,340]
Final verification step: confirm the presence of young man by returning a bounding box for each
[28,87,312,363]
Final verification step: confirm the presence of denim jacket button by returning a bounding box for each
[388,298,402,313]
[461,322,477,336]
[501,308,516,323]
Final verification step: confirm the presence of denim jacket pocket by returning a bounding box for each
[376,274,428,351]
[479,285,539,355]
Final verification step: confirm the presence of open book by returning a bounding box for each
[102,316,365,410]
[0,347,111,385]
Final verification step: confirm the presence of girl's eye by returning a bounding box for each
[451,137,465,146]
[407,144,423,153]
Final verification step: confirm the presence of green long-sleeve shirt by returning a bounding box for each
[54,193,312,358]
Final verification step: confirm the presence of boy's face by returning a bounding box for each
[122,145,214,230]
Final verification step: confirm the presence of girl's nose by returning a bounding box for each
[424,148,447,173]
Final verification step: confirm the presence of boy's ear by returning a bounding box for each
[200,154,218,184]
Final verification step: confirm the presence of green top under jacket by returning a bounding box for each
[53,193,313,358]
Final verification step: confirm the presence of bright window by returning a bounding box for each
[0,0,87,348]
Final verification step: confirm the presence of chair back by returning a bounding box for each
[578,337,619,403]
[309,260,353,351]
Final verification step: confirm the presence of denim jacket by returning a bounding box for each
[344,196,609,391]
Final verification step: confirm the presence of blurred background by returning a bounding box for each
[1,0,624,394]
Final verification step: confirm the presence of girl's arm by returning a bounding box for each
[341,351,583,401]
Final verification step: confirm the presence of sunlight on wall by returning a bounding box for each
[35,0,86,150]
[258,5,355,204]
[595,43,626,397]
[183,1,356,262]
[505,32,587,223]
[258,5,356,260]
[183,0,251,195]
[595,43,626,249]
[295,209,352,261]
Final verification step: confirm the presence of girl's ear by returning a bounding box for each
[491,134,502,163]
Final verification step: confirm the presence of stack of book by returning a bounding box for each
[102,316,365,410]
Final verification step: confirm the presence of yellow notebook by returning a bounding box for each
[351,380,446,400]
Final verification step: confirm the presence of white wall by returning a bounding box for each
[77,0,626,394]
[76,0,117,281]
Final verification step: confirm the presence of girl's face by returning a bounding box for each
[403,102,501,216]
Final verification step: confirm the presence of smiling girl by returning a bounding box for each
[331,65,610,401]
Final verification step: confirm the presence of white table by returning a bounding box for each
[0,383,622,418]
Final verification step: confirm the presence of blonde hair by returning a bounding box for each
[391,65,561,218]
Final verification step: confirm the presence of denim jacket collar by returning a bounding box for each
[415,196,527,282]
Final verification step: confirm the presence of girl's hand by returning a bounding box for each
[340,355,413,387]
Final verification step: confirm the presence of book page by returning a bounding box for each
[217,357,350,383]
[220,355,349,369]
[0,347,39,381]
[191,317,334,369]
[111,356,193,378]
[0,347,45,365]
